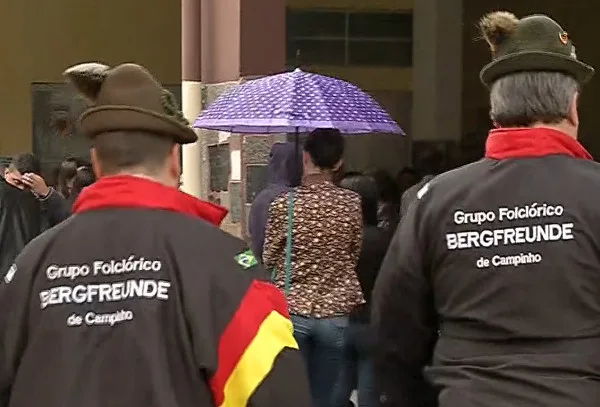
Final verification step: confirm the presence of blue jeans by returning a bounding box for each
[332,322,379,407]
[292,315,349,407]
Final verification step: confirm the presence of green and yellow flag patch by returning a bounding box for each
[234,249,258,269]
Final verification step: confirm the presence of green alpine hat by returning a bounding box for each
[479,11,594,87]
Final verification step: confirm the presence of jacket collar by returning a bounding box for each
[73,175,228,226]
[485,127,592,160]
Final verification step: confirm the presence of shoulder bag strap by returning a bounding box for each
[269,191,295,296]
[284,191,294,296]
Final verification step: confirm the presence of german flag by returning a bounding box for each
[209,280,298,407]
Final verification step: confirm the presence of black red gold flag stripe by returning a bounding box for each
[210,280,298,406]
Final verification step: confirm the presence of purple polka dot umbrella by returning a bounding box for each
[193,69,404,135]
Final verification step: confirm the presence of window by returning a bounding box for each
[348,13,412,38]
[348,40,412,66]
[286,10,346,37]
[286,9,413,68]
[289,39,346,65]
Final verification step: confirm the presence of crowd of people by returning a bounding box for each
[2,8,600,407]
[0,127,426,407]
[0,154,96,274]
[0,126,424,407]
[247,130,428,407]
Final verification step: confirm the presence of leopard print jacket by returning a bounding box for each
[263,181,365,318]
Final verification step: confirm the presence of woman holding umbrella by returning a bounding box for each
[263,128,364,407]
[193,69,402,406]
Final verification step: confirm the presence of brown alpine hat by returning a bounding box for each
[479,11,594,87]
[63,62,197,144]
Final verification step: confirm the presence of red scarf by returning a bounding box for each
[485,127,592,160]
[73,175,228,226]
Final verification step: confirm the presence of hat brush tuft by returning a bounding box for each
[479,11,519,54]
[63,62,110,103]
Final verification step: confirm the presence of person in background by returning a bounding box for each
[46,165,61,189]
[0,62,310,407]
[22,165,96,226]
[332,162,347,185]
[55,157,78,198]
[21,171,66,226]
[68,166,96,205]
[264,128,364,407]
[399,149,446,218]
[370,169,400,232]
[333,172,392,407]
[396,167,418,195]
[0,153,47,274]
[248,142,301,260]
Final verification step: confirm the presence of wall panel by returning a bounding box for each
[0,0,180,154]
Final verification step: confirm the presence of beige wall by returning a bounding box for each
[0,0,180,155]
[7,0,595,159]
[305,66,411,92]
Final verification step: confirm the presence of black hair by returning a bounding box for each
[47,165,61,188]
[73,167,96,193]
[418,149,446,176]
[71,156,91,167]
[68,166,96,205]
[303,128,345,170]
[9,153,41,175]
[397,167,417,178]
[369,169,400,203]
[57,157,79,198]
[339,173,379,226]
[396,167,419,191]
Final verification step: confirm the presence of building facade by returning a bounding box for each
[1,0,599,236]
[0,0,181,161]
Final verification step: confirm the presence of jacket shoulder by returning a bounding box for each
[162,213,269,280]
[431,160,487,188]
[565,157,600,178]
[405,160,488,208]
[340,187,362,204]
[162,211,249,251]
[270,190,290,209]
[11,215,76,269]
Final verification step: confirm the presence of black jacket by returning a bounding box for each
[373,127,600,407]
[400,175,435,219]
[0,179,47,275]
[40,188,72,226]
[0,175,310,407]
[351,225,392,323]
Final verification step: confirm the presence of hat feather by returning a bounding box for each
[479,11,519,53]
[63,62,110,102]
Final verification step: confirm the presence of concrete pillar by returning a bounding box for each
[412,0,463,143]
[197,0,285,237]
[200,0,285,84]
[181,0,203,197]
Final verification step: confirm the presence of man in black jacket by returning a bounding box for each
[0,153,47,275]
[373,11,599,407]
[0,62,310,407]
